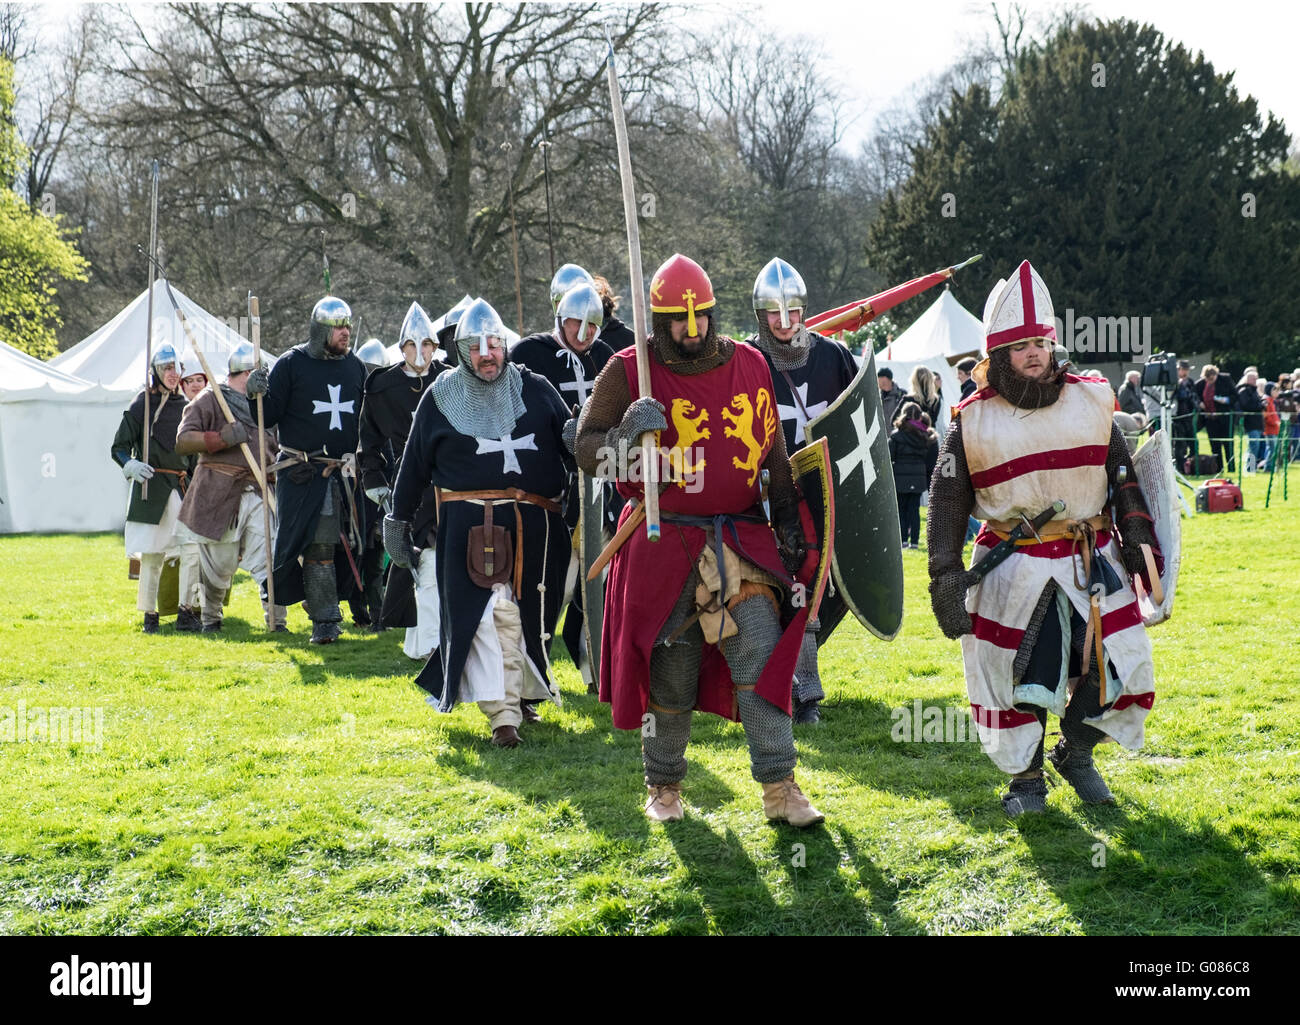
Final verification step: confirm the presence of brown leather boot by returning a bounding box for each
[761,775,825,827]
[520,701,541,723]
[644,783,684,822]
[491,725,521,748]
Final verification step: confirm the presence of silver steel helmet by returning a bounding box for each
[308,295,352,356]
[434,294,475,362]
[555,283,604,347]
[151,342,179,374]
[549,263,595,313]
[453,298,508,363]
[752,257,808,329]
[399,301,436,367]
[228,340,259,375]
[355,338,388,369]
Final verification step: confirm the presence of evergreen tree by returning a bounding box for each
[868,19,1300,375]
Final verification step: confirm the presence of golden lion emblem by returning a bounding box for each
[721,390,776,487]
[658,397,709,486]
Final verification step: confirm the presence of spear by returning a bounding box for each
[141,160,160,499]
[500,141,525,336]
[320,229,331,293]
[249,292,276,631]
[604,25,659,542]
[806,254,984,337]
[538,136,556,278]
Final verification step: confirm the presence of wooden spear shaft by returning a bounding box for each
[163,281,275,514]
[605,31,659,541]
[249,294,276,630]
[141,160,160,500]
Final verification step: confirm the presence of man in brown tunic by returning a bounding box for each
[174,342,286,632]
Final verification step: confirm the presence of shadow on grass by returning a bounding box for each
[1015,799,1297,934]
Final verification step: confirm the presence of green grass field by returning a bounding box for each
[1,464,1297,935]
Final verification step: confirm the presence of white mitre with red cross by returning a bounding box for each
[982,260,1057,354]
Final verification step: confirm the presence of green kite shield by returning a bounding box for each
[805,351,904,640]
[579,469,606,691]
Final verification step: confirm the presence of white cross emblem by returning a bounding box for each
[476,432,537,475]
[312,383,355,431]
[776,380,830,446]
[835,400,880,495]
[560,373,592,406]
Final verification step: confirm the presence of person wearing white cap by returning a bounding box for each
[926,260,1162,816]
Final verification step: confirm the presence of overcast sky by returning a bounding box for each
[30,0,1300,153]
[733,0,1300,152]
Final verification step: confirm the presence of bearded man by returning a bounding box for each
[247,296,366,644]
[746,257,858,725]
[173,342,286,632]
[927,261,1161,816]
[574,253,823,827]
[384,299,572,748]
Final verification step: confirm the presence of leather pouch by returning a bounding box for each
[467,502,512,588]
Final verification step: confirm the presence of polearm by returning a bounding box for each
[538,136,556,278]
[150,272,277,514]
[141,160,160,500]
[249,292,276,631]
[500,141,526,336]
[604,26,659,542]
[806,254,984,337]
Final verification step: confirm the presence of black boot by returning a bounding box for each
[310,620,342,645]
[142,612,160,634]
[175,605,202,632]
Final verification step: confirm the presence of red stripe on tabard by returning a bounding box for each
[970,613,1025,650]
[1101,600,1143,635]
[970,445,1109,489]
[1111,691,1155,712]
[955,386,999,412]
[973,529,1114,558]
[969,702,1040,729]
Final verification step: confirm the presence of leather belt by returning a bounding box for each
[439,488,563,597]
[983,513,1111,544]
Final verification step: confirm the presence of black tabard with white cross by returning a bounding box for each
[510,332,614,412]
[261,344,366,458]
[748,332,859,455]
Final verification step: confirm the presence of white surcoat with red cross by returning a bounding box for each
[956,376,1154,773]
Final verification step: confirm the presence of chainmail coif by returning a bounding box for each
[749,321,813,371]
[432,363,527,439]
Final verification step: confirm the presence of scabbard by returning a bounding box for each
[586,501,644,581]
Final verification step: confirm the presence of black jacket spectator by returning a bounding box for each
[1236,382,1263,432]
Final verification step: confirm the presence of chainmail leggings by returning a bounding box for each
[642,586,796,786]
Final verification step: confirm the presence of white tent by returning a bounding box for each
[882,289,984,363]
[0,340,135,534]
[52,280,274,390]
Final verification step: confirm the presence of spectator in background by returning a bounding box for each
[878,366,908,426]
[889,400,938,550]
[1172,359,1198,472]
[956,356,978,400]
[1261,380,1281,471]
[1118,370,1145,417]
[1198,365,1235,473]
[1274,373,1299,462]
[908,365,943,426]
[1236,367,1264,472]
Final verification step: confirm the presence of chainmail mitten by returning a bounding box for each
[246,366,269,398]
[383,515,414,570]
[562,416,579,455]
[930,570,977,639]
[607,396,667,450]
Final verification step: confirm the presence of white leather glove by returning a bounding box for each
[122,459,155,483]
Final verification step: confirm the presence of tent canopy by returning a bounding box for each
[0,339,135,534]
[52,280,275,391]
[883,289,984,363]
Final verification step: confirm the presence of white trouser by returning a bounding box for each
[475,594,526,729]
[403,548,441,660]
[176,490,286,627]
